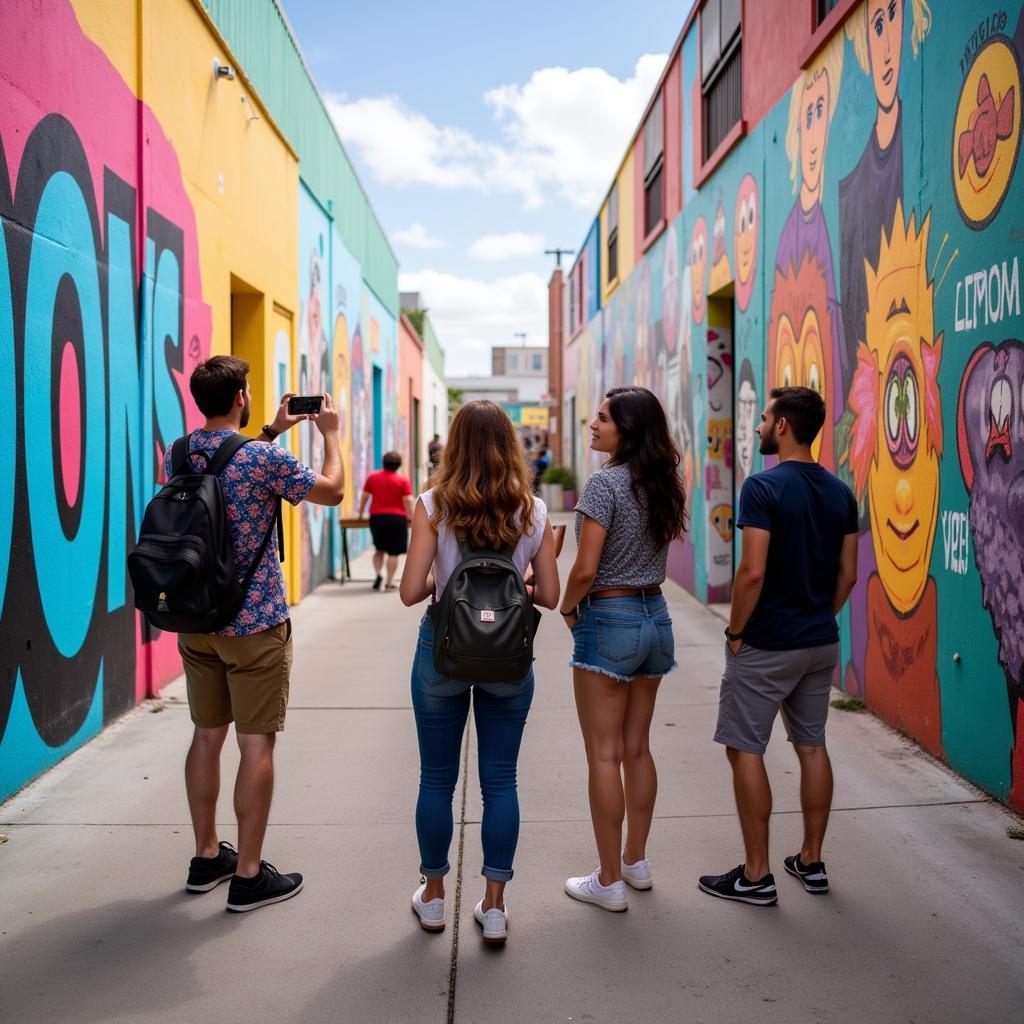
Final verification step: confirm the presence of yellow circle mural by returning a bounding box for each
[952,36,1021,230]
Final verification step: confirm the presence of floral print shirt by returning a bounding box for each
[163,429,316,636]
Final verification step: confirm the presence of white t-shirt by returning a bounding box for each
[419,489,547,597]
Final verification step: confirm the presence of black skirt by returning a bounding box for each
[369,514,409,555]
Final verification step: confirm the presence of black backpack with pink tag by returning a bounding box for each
[429,538,541,683]
[127,432,282,634]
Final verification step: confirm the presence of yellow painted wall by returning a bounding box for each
[72,0,303,601]
[600,149,637,304]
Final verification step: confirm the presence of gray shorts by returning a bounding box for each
[714,641,839,755]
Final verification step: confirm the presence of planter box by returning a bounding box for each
[540,483,563,511]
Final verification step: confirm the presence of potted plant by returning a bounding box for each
[540,464,575,512]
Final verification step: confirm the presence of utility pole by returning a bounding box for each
[545,247,574,268]
[513,332,527,346]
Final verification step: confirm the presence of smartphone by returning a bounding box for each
[287,395,323,416]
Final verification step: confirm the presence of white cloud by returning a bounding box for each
[393,222,444,249]
[399,268,548,376]
[485,54,668,208]
[326,54,667,210]
[468,231,545,261]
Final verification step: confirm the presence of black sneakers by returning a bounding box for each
[186,841,238,893]
[225,861,304,913]
[698,864,778,906]
[784,853,829,893]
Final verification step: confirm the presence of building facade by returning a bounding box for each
[557,0,1024,813]
[0,0,443,800]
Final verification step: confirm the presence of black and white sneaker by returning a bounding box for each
[784,853,829,893]
[225,861,303,913]
[698,864,778,906]
[185,841,238,893]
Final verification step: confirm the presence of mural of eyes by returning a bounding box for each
[775,315,797,389]
[884,353,920,469]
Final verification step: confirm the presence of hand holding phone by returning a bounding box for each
[287,395,324,416]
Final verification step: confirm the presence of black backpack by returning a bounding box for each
[127,433,283,634]
[429,537,541,683]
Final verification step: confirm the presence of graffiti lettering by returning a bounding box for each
[0,113,194,755]
[960,12,1010,78]
[941,510,971,575]
[954,257,1020,331]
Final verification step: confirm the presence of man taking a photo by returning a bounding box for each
[699,386,858,907]
[170,356,344,912]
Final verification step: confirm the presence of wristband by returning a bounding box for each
[724,626,744,641]
[560,607,577,618]
[261,423,279,441]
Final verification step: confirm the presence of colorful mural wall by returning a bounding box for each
[564,0,1024,812]
[0,0,408,802]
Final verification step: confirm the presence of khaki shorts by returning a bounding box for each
[178,620,293,734]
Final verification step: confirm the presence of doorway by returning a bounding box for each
[705,295,734,604]
[372,365,383,470]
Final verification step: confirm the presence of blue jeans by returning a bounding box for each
[569,594,677,682]
[412,614,534,882]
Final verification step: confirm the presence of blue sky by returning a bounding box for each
[281,0,688,374]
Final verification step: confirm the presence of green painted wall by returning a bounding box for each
[200,0,399,316]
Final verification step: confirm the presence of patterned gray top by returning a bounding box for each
[574,463,668,589]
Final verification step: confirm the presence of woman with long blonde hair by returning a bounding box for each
[400,401,560,944]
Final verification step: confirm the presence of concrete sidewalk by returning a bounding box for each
[2,519,1023,1024]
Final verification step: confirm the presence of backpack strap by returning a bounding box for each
[206,433,254,477]
[170,433,195,477]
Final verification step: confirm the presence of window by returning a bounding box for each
[701,0,742,161]
[607,184,619,283]
[509,352,518,371]
[532,353,543,371]
[643,92,665,238]
[816,0,841,25]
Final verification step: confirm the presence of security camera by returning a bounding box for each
[213,59,235,81]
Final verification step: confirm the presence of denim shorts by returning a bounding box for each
[569,594,677,683]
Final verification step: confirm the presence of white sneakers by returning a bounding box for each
[412,883,446,932]
[564,869,629,912]
[621,857,653,890]
[474,900,508,944]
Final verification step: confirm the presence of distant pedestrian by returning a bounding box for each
[400,400,560,944]
[172,356,344,912]
[359,452,414,590]
[560,387,687,911]
[698,386,857,907]
[427,434,443,475]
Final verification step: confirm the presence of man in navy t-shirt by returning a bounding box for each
[699,386,858,907]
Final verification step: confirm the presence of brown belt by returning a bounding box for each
[590,586,663,600]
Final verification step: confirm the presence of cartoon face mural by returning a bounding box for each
[848,203,942,615]
[952,37,1022,229]
[735,358,758,483]
[733,175,758,311]
[711,503,734,544]
[709,202,732,293]
[767,252,834,466]
[690,216,707,324]
[958,339,1024,792]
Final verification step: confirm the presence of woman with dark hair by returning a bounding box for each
[560,386,687,911]
[400,401,560,944]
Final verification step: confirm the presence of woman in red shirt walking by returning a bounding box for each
[358,452,414,590]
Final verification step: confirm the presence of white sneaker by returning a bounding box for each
[621,857,653,890]
[474,900,508,943]
[564,869,628,911]
[412,883,446,932]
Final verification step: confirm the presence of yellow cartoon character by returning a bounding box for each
[846,201,943,614]
[709,202,732,293]
[690,217,708,324]
[711,503,734,544]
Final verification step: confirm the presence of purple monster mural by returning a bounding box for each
[957,339,1024,803]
